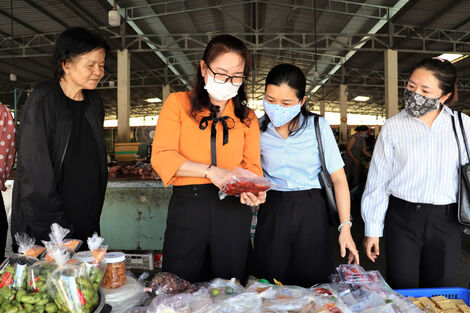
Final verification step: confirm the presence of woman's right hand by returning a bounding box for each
[206,166,233,189]
[363,237,380,262]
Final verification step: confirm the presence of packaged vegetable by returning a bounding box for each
[27,261,57,293]
[47,245,100,313]
[219,167,271,199]
[103,272,149,313]
[206,278,245,301]
[0,233,39,291]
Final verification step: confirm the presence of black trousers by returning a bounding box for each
[254,189,335,287]
[0,193,6,263]
[162,184,252,284]
[385,196,463,288]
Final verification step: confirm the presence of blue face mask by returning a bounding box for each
[360,133,367,138]
[263,97,301,128]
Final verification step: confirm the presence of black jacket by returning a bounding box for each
[11,80,108,243]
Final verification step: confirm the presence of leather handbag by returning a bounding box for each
[450,111,470,226]
[314,115,340,227]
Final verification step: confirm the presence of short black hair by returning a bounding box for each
[355,125,369,132]
[53,27,109,78]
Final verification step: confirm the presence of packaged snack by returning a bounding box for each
[219,167,271,199]
[103,273,149,313]
[87,233,107,264]
[101,252,126,289]
[148,272,193,296]
[337,265,370,284]
[48,223,83,252]
[47,246,101,313]
[0,233,39,291]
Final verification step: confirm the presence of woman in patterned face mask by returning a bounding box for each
[362,57,465,289]
[254,64,359,288]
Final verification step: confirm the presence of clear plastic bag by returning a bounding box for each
[27,260,58,293]
[219,167,271,199]
[212,292,262,312]
[336,265,371,284]
[103,272,149,313]
[146,289,214,313]
[207,278,245,301]
[0,233,39,290]
[49,223,83,252]
[147,272,194,296]
[47,246,101,313]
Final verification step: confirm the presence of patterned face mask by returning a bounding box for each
[404,89,441,118]
[263,97,301,127]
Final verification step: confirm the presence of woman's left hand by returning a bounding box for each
[240,191,266,206]
[339,227,360,265]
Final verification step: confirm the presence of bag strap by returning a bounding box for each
[451,112,462,166]
[314,115,327,172]
[458,111,470,161]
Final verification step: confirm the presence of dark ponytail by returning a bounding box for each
[412,57,458,105]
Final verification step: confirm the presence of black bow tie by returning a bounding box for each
[199,115,234,166]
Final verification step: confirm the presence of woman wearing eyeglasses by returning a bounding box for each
[151,35,265,283]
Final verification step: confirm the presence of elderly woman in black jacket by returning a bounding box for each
[11,27,109,247]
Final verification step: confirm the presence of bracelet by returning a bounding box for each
[338,221,352,232]
[204,164,213,178]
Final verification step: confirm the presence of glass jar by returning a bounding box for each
[101,252,126,289]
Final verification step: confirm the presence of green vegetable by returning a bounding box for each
[225,287,235,295]
[210,288,220,296]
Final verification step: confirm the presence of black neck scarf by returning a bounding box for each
[199,115,234,166]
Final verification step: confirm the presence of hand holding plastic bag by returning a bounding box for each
[219,167,271,200]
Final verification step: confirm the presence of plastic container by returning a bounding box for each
[395,287,470,305]
[101,252,126,289]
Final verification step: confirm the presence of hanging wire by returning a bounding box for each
[314,0,317,72]
[10,0,13,37]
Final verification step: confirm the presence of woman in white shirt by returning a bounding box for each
[362,57,465,288]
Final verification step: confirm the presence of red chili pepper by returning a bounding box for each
[34,288,39,293]
[29,277,39,286]
[0,272,11,288]
[77,289,86,305]
[3,277,13,287]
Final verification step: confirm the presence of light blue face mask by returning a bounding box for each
[262,97,301,128]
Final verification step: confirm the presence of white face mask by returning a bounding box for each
[204,73,241,101]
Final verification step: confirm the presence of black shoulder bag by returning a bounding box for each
[450,111,470,226]
[314,115,340,227]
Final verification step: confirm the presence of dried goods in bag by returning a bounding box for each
[219,167,271,199]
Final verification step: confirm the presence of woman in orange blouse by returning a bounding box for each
[152,35,266,283]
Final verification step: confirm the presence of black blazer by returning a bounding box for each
[11,80,108,242]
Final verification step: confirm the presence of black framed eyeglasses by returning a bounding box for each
[206,63,246,86]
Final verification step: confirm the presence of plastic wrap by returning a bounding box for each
[207,278,245,301]
[27,260,58,293]
[146,289,214,313]
[47,246,100,313]
[219,167,271,199]
[49,223,83,252]
[103,272,149,313]
[148,272,195,296]
[0,233,39,291]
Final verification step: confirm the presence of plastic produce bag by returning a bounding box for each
[219,167,271,199]
[212,292,262,312]
[207,278,245,301]
[146,289,214,313]
[27,260,58,293]
[47,246,101,313]
[49,223,83,252]
[103,272,149,313]
[0,233,39,291]
[147,272,196,296]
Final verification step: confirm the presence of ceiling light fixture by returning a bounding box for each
[9,73,16,81]
[145,98,162,103]
[436,53,468,64]
[353,96,370,102]
[108,0,121,27]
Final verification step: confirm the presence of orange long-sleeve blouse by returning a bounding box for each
[151,91,262,187]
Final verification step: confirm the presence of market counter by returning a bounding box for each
[3,179,171,253]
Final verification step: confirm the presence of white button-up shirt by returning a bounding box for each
[361,106,470,237]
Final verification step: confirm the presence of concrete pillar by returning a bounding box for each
[117,49,130,142]
[339,84,348,144]
[320,100,326,116]
[162,84,170,102]
[385,49,399,118]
